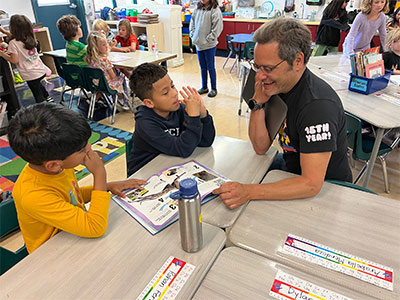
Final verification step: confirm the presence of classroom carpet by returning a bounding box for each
[0,121,132,193]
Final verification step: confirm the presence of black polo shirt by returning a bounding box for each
[278,68,352,182]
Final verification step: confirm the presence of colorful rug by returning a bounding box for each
[0,121,132,193]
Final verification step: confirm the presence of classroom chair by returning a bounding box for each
[325,179,377,194]
[81,67,118,124]
[0,199,29,275]
[61,63,90,109]
[223,35,240,70]
[238,41,256,115]
[345,112,400,193]
[52,56,67,97]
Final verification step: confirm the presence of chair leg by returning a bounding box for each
[223,50,233,69]
[111,94,117,124]
[68,89,75,109]
[60,82,66,103]
[353,163,368,184]
[348,149,355,168]
[88,93,96,120]
[379,156,390,193]
[230,56,237,73]
[238,66,249,116]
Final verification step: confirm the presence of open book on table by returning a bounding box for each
[112,160,229,235]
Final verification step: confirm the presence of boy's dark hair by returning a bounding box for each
[129,63,168,100]
[9,15,37,51]
[197,0,219,10]
[57,15,81,41]
[7,103,91,165]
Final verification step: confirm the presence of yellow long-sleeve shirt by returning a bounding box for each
[13,165,111,253]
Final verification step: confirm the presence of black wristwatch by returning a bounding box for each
[248,98,266,111]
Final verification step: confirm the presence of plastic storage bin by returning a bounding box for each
[348,72,391,95]
[182,34,190,46]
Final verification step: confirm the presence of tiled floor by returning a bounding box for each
[17,52,400,200]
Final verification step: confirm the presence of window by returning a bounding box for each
[37,0,69,6]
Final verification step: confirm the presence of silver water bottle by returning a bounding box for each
[177,178,203,253]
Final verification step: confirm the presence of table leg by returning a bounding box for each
[362,127,385,187]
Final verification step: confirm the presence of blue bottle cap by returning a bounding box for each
[179,178,198,196]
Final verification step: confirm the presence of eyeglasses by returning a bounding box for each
[250,59,285,73]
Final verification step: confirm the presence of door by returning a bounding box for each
[31,0,88,50]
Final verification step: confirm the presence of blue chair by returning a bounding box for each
[81,67,118,124]
[61,63,89,109]
[326,179,377,194]
[346,112,400,193]
[0,199,29,275]
[223,35,240,70]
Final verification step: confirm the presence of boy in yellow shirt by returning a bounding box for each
[8,103,145,253]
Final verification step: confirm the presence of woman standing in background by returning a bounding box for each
[312,0,350,56]
[190,0,223,98]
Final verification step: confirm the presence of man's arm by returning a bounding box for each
[213,151,331,209]
[248,73,273,154]
[248,109,272,154]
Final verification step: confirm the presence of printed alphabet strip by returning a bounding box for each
[136,256,195,300]
[270,270,352,300]
[281,234,393,291]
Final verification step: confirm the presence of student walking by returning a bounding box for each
[190,0,223,98]
[0,15,53,103]
[343,0,389,55]
[312,0,350,56]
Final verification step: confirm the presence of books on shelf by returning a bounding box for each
[112,160,229,235]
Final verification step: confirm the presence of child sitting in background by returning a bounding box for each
[115,19,139,52]
[127,63,216,176]
[383,28,400,74]
[312,0,350,56]
[343,0,388,56]
[57,15,88,67]
[85,31,131,110]
[0,15,53,103]
[387,7,400,30]
[92,19,117,49]
[8,102,146,253]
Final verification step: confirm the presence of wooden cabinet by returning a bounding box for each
[106,21,164,52]
[307,25,318,42]
[218,21,236,50]
[34,27,56,74]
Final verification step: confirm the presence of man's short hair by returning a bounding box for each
[7,103,91,165]
[129,63,168,100]
[57,15,81,41]
[253,18,312,66]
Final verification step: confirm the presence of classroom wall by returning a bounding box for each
[2,1,36,23]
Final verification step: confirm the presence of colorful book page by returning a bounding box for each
[136,256,195,300]
[112,160,229,235]
[281,234,393,291]
[270,270,353,300]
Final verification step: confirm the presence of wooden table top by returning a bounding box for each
[229,170,400,299]
[131,135,278,228]
[0,201,226,299]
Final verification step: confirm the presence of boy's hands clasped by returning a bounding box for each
[179,86,207,118]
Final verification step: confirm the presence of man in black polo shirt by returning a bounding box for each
[213,18,352,209]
